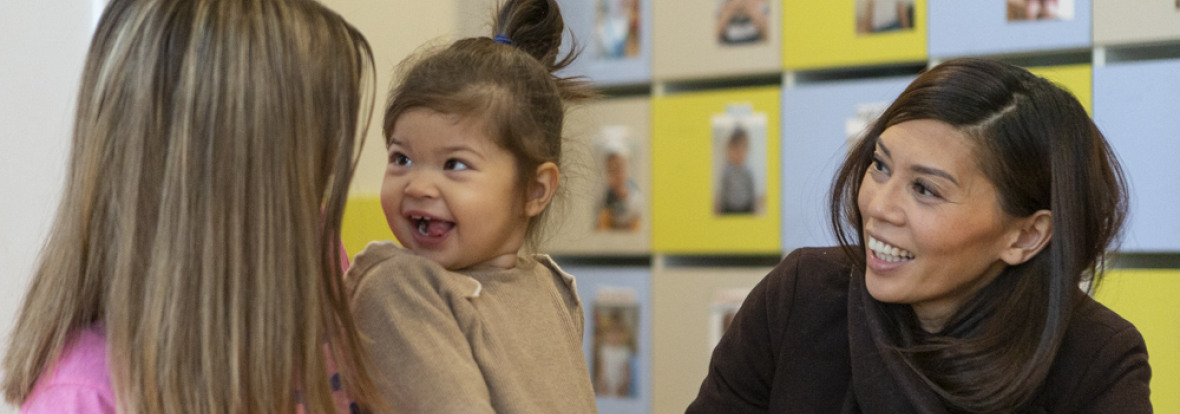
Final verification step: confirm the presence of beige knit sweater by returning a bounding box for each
[346,241,597,413]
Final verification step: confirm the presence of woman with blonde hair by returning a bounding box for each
[2,0,383,412]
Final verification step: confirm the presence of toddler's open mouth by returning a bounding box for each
[410,215,455,238]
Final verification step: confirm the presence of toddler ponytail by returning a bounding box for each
[492,0,596,103]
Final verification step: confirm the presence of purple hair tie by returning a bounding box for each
[493,34,514,46]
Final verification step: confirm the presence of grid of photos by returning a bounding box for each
[595,125,644,233]
[1006,0,1075,21]
[712,104,768,216]
[595,0,642,59]
[716,0,770,45]
[592,287,641,398]
[856,0,916,35]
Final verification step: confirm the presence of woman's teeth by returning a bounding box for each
[868,236,914,262]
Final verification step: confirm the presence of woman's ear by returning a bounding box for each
[1000,209,1053,266]
[525,162,559,217]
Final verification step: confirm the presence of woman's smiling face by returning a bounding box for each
[858,119,1026,332]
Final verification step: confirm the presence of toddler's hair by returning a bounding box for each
[383,0,596,248]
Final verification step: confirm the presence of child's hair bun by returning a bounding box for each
[493,0,565,68]
[493,0,595,102]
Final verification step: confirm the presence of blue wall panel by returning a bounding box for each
[567,266,652,414]
[928,0,1091,57]
[1094,59,1180,252]
[780,76,913,253]
[558,0,653,86]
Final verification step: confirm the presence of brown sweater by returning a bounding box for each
[347,241,597,413]
[688,247,1152,413]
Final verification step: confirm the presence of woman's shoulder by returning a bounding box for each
[767,246,856,294]
[1070,294,1142,338]
[346,241,481,300]
[1036,294,1151,411]
[1060,294,1148,360]
[22,324,115,413]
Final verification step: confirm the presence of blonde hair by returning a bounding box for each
[2,0,383,412]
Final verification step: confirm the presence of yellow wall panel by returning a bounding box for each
[1093,269,1180,413]
[783,0,927,70]
[652,87,780,254]
[341,196,397,258]
[1028,64,1092,114]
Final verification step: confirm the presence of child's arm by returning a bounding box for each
[350,252,495,413]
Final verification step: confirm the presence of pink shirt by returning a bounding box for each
[23,325,356,413]
[23,245,355,413]
[22,324,114,413]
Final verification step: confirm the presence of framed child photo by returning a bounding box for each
[548,97,652,256]
[557,0,653,86]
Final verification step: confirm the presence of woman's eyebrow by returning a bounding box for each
[911,164,959,186]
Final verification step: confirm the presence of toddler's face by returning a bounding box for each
[381,108,529,270]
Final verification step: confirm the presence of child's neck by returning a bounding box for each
[438,250,522,272]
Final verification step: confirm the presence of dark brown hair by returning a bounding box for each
[382,0,595,247]
[830,58,1127,412]
[2,0,384,412]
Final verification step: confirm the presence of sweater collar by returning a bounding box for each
[847,269,948,414]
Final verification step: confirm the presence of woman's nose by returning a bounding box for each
[863,179,905,226]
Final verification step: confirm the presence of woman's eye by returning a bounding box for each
[444,159,469,171]
[870,156,890,174]
[912,180,940,198]
[391,153,411,167]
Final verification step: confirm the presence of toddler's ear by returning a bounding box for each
[525,162,559,217]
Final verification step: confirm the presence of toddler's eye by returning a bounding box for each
[444,159,469,171]
[391,153,412,167]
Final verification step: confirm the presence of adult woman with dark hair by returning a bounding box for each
[687,58,1151,413]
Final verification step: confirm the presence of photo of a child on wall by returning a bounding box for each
[1006,0,1075,21]
[595,125,643,232]
[715,0,770,45]
[592,288,640,398]
[595,0,641,59]
[712,104,767,216]
[855,0,915,35]
[709,288,751,349]
[844,102,889,153]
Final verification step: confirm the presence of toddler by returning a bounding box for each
[345,0,597,412]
